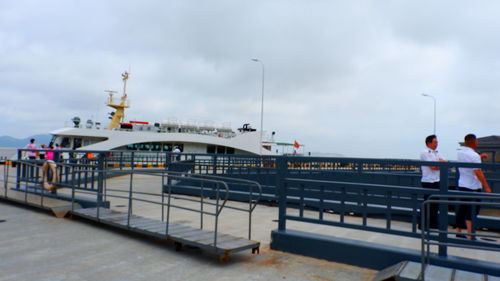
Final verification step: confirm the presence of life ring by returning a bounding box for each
[42,160,58,191]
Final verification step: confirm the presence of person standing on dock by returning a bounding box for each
[39,144,47,160]
[420,135,446,229]
[456,133,492,239]
[173,146,181,161]
[45,143,55,160]
[24,138,37,160]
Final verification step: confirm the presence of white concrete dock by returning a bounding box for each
[0,202,375,281]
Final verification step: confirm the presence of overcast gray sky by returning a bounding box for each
[1,0,499,159]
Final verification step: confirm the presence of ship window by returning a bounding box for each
[207,145,216,154]
[61,138,70,148]
[73,138,82,149]
[217,146,225,154]
[127,144,135,150]
[163,145,171,151]
[226,147,235,154]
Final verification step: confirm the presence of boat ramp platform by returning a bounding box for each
[1,163,262,262]
[73,207,260,262]
[0,184,80,218]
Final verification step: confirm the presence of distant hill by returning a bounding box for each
[0,134,52,148]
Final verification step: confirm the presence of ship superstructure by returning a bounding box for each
[50,72,279,155]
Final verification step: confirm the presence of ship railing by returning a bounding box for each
[421,194,500,280]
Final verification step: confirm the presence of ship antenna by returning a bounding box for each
[106,72,130,130]
[122,71,129,97]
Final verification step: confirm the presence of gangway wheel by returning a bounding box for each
[252,246,260,254]
[218,251,230,263]
[174,242,183,252]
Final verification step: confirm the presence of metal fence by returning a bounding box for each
[421,194,500,280]
[273,156,500,274]
[7,149,500,272]
[68,167,262,245]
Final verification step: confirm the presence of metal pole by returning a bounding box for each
[421,93,436,135]
[252,58,265,155]
[433,97,436,135]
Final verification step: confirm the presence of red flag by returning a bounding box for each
[294,140,300,149]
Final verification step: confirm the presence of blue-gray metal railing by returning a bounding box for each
[2,161,12,197]
[421,194,500,280]
[275,157,500,260]
[68,167,261,244]
[16,148,500,193]
[4,160,53,208]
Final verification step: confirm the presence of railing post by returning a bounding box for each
[96,152,105,209]
[16,149,21,189]
[213,155,217,175]
[276,156,287,231]
[438,162,449,257]
[119,151,123,170]
[165,151,171,170]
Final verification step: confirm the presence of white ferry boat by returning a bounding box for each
[50,72,300,155]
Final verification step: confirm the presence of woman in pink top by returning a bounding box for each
[46,144,55,160]
[25,138,37,159]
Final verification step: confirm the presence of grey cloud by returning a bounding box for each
[1,0,500,159]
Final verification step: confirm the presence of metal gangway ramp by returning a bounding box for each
[1,161,81,217]
[70,169,261,262]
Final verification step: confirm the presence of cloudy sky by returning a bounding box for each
[1,1,499,159]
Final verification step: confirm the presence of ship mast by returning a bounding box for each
[107,72,130,130]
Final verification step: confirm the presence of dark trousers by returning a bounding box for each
[455,187,481,229]
[421,182,440,229]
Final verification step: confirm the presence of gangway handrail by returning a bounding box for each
[115,168,262,240]
[69,168,236,247]
[173,172,262,240]
[45,160,262,242]
[10,160,54,208]
[420,195,500,280]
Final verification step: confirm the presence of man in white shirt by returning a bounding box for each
[456,134,492,239]
[173,146,181,161]
[420,135,446,229]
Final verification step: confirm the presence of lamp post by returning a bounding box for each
[421,93,436,135]
[251,58,265,155]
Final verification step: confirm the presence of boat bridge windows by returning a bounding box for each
[207,145,235,154]
[123,142,184,152]
[58,137,108,150]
